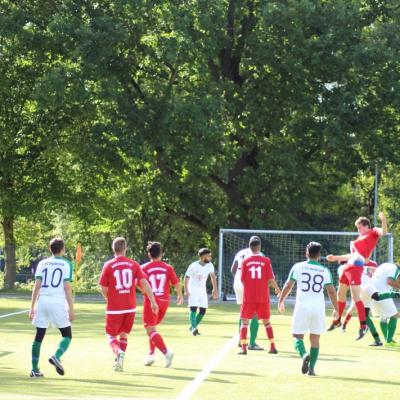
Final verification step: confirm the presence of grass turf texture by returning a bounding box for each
[0,297,399,400]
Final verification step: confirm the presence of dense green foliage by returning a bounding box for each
[1,0,399,289]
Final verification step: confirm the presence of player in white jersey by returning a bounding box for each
[278,242,338,376]
[231,236,264,350]
[184,248,218,335]
[29,238,74,378]
[371,263,400,346]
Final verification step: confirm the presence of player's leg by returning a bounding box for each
[239,317,250,355]
[195,307,206,330]
[293,333,310,374]
[385,312,399,346]
[248,316,263,350]
[31,327,46,377]
[328,282,348,330]
[260,302,277,354]
[364,308,382,346]
[49,326,72,376]
[349,276,368,340]
[189,306,197,332]
[342,302,355,332]
[380,318,388,340]
[308,334,320,376]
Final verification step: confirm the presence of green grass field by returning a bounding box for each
[1,297,399,400]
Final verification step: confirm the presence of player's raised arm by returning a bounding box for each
[377,211,388,237]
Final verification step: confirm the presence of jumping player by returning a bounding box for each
[278,242,338,376]
[99,237,158,371]
[29,238,74,377]
[326,212,388,340]
[141,241,183,367]
[239,236,281,355]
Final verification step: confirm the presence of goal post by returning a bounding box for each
[218,229,394,301]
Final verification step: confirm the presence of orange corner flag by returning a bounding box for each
[76,242,83,265]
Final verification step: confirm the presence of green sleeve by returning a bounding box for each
[64,259,74,282]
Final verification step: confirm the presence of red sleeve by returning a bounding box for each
[98,264,109,286]
[265,258,275,280]
[169,265,180,285]
[372,228,380,238]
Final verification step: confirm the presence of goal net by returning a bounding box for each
[218,229,394,301]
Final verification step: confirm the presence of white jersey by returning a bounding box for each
[233,248,252,289]
[288,260,333,306]
[185,261,215,293]
[372,263,399,292]
[35,256,73,299]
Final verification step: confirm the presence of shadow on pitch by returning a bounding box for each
[323,376,400,386]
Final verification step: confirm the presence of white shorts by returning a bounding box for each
[33,296,70,329]
[188,290,208,308]
[292,303,326,335]
[371,299,398,319]
[360,275,377,308]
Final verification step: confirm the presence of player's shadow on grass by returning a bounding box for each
[276,351,359,363]
[323,376,400,386]
[173,367,261,377]
[123,371,232,384]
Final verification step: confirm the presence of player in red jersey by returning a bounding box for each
[239,236,281,355]
[141,241,183,367]
[326,212,388,340]
[99,237,158,372]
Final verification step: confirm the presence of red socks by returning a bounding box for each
[120,337,128,352]
[266,326,276,350]
[240,326,248,351]
[150,332,167,354]
[337,301,346,320]
[355,301,366,328]
[108,336,120,355]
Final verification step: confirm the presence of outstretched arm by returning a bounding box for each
[377,212,388,237]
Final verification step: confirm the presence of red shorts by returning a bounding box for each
[339,266,363,286]
[105,312,135,336]
[143,298,169,327]
[241,302,270,320]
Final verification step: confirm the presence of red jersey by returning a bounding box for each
[141,261,179,302]
[241,255,274,303]
[352,228,380,258]
[99,256,146,314]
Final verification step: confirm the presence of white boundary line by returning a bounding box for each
[0,309,29,319]
[176,335,237,400]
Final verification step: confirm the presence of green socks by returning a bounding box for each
[32,341,42,372]
[189,310,197,329]
[195,312,204,327]
[387,317,397,342]
[309,347,319,370]
[294,338,306,358]
[366,315,379,336]
[55,337,71,360]
[377,292,400,300]
[380,320,388,339]
[249,317,259,346]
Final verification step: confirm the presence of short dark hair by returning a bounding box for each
[355,217,371,228]
[112,237,126,253]
[249,236,261,247]
[198,248,211,257]
[147,241,162,259]
[306,241,321,258]
[50,238,64,255]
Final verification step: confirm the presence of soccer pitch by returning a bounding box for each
[0,297,399,400]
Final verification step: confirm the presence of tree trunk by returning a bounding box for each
[2,215,16,289]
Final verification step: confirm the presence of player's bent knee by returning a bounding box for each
[190,306,197,312]
[199,307,206,315]
[371,292,380,301]
[34,327,47,343]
